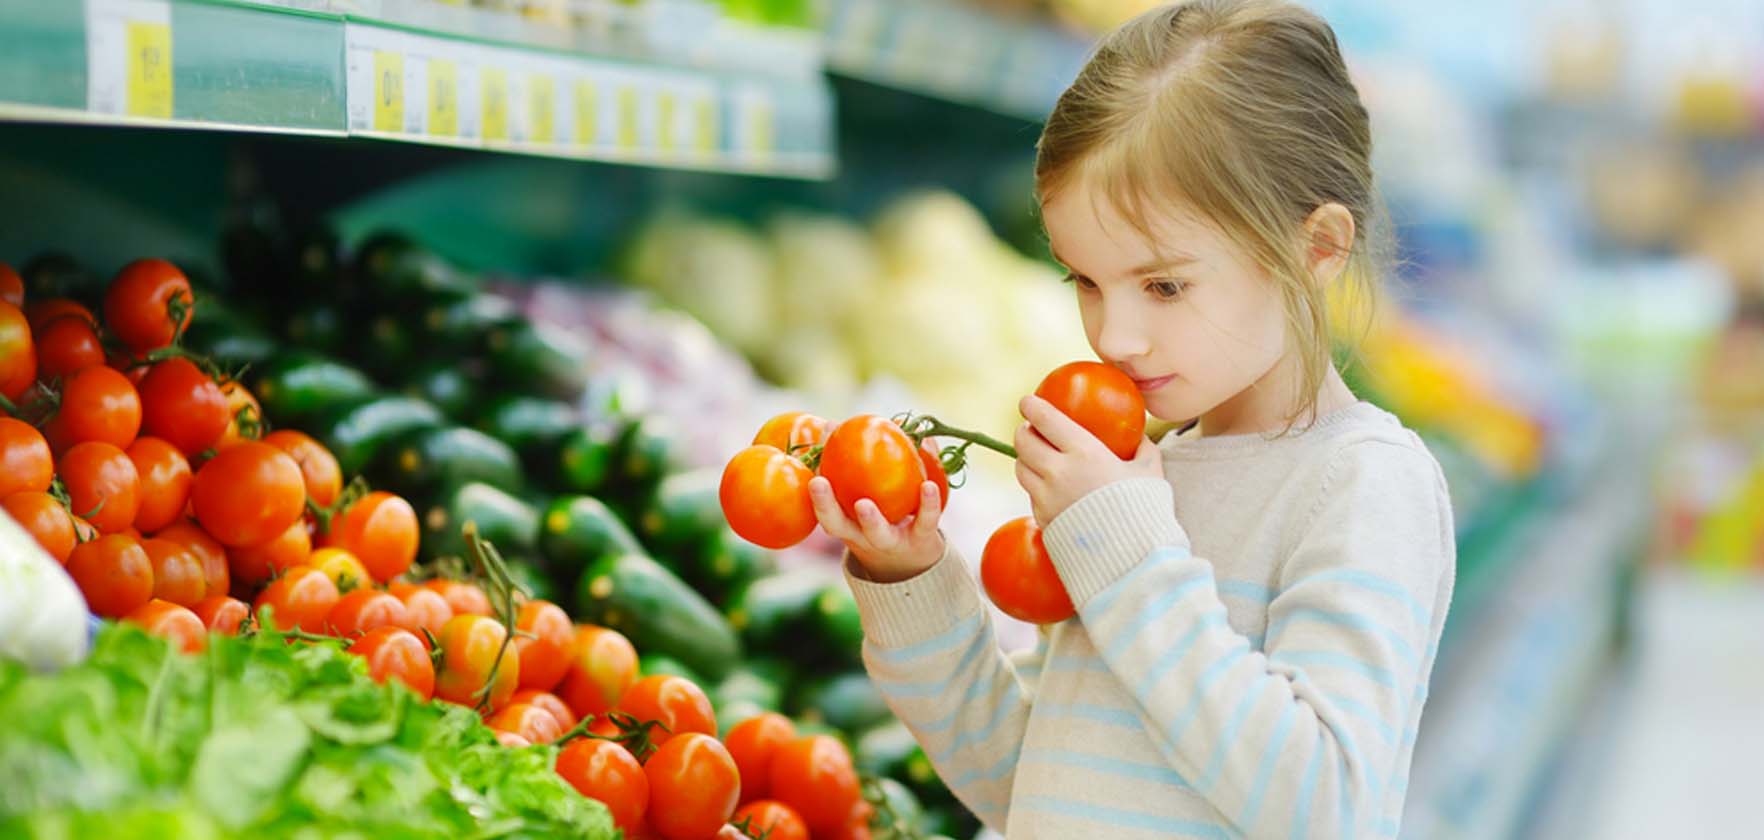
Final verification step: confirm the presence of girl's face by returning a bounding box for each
[1041,178,1292,433]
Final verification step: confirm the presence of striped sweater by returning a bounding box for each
[846,402,1455,839]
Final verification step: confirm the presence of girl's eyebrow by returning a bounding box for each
[1050,246,1197,277]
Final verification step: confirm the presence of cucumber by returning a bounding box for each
[854,720,919,779]
[687,529,778,606]
[575,551,740,681]
[711,663,786,715]
[403,361,478,420]
[726,568,841,651]
[283,301,350,354]
[792,671,889,733]
[872,778,927,837]
[505,558,556,604]
[182,318,277,369]
[314,394,444,475]
[355,232,474,303]
[252,354,378,429]
[421,481,539,562]
[637,468,725,553]
[420,292,516,350]
[540,495,644,580]
[359,314,417,380]
[484,318,590,397]
[378,425,522,500]
[612,416,681,490]
[813,583,865,666]
[639,654,702,684]
[717,699,768,739]
[289,225,349,293]
[476,396,579,464]
[553,422,619,495]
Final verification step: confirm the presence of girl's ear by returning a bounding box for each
[1302,203,1356,286]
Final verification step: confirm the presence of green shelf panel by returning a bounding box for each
[171,0,346,131]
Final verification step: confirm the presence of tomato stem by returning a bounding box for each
[898,415,1016,460]
[0,392,17,417]
[464,522,521,713]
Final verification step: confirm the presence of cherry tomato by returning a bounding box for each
[0,301,34,402]
[495,731,531,748]
[510,689,577,730]
[645,733,740,840]
[105,259,192,353]
[388,581,453,640]
[514,599,573,692]
[254,565,340,633]
[59,441,141,534]
[33,314,104,379]
[0,418,52,497]
[125,599,206,654]
[433,614,520,712]
[751,412,829,453]
[308,546,370,593]
[725,713,798,804]
[917,436,950,510]
[818,415,926,523]
[719,445,816,550]
[23,298,95,332]
[322,492,418,582]
[555,737,648,830]
[191,440,305,547]
[4,491,77,562]
[138,357,228,456]
[617,675,716,748]
[326,588,409,638]
[262,429,341,508]
[153,520,229,597]
[769,735,860,837]
[487,702,564,744]
[732,801,810,840]
[43,365,140,452]
[348,626,435,700]
[66,534,153,617]
[192,595,250,634]
[0,262,21,308]
[125,437,193,533]
[559,624,638,718]
[980,516,1074,624]
[141,537,206,607]
[217,380,262,447]
[827,799,875,840]
[227,519,312,588]
[1035,360,1147,460]
[421,578,491,617]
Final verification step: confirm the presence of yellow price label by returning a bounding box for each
[693,97,717,156]
[528,74,555,145]
[373,50,404,132]
[482,67,509,142]
[125,21,173,119]
[747,97,773,157]
[573,80,597,146]
[427,59,458,137]
[616,85,639,151]
[656,91,679,154]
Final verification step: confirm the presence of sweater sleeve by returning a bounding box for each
[1040,441,1453,839]
[846,543,1043,832]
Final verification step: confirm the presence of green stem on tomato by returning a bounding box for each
[901,415,1016,460]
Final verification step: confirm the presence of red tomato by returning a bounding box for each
[646,733,740,840]
[137,357,228,456]
[4,490,77,562]
[141,538,206,607]
[388,581,453,640]
[326,588,410,638]
[433,614,520,712]
[617,674,716,748]
[254,565,340,633]
[0,301,34,402]
[191,441,305,547]
[105,259,193,353]
[261,429,342,508]
[725,713,798,804]
[43,365,140,452]
[349,626,435,700]
[0,418,52,497]
[751,412,829,453]
[225,517,312,588]
[555,737,648,830]
[34,314,104,378]
[192,595,250,634]
[514,599,574,692]
[768,735,860,837]
[487,702,564,744]
[153,520,229,597]
[59,441,141,534]
[0,262,20,308]
[66,534,153,617]
[217,380,262,447]
[719,445,816,550]
[826,799,876,840]
[917,437,950,510]
[23,298,95,333]
[125,599,206,653]
[732,800,810,840]
[980,516,1074,624]
[510,689,577,730]
[125,437,193,533]
[1034,361,1148,460]
[421,577,491,617]
[559,624,639,718]
[817,415,927,523]
[322,492,418,582]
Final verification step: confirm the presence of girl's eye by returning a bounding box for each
[1062,272,1098,290]
[1148,280,1188,300]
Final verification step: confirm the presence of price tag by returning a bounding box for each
[481,66,509,142]
[656,89,677,154]
[528,73,555,145]
[615,83,640,152]
[125,20,173,118]
[692,95,718,156]
[744,93,774,159]
[85,0,175,118]
[427,58,458,137]
[573,78,598,146]
[373,50,405,132]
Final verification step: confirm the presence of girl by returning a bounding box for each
[807,1,1454,838]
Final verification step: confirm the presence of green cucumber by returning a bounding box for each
[359,314,417,380]
[314,395,444,475]
[420,292,516,349]
[872,778,927,836]
[484,318,590,397]
[854,720,919,779]
[540,495,644,580]
[355,232,474,303]
[420,481,539,562]
[378,425,522,500]
[717,699,769,739]
[505,558,557,604]
[574,552,740,681]
[554,423,620,495]
[813,583,865,665]
[613,416,680,490]
[726,568,841,651]
[793,671,889,733]
[289,225,349,293]
[182,318,276,369]
[711,663,786,715]
[639,655,701,684]
[252,354,378,429]
[283,301,351,354]
[637,468,725,553]
[687,529,778,606]
[403,361,478,420]
[476,396,579,463]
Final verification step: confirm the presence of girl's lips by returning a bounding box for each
[1133,374,1176,392]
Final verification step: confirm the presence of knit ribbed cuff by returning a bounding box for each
[1042,478,1191,607]
[844,544,985,650]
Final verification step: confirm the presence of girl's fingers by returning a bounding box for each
[808,477,862,542]
[1014,459,1047,498]
[1013,422,1060,473]
[1018,395,1101,455]
[853,498,896,547]
[910,481,943,540]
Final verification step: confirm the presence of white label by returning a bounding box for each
[85,0,174,118]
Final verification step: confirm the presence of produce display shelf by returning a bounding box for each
[0,0,835,179]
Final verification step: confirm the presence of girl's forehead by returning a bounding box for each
[1043,181,1213,272]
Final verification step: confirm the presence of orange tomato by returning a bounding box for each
[559,624,639,718]
[191,441,305,547]
[325,588,410,638]
[262,429,341,508]
[153,520,229,598]
[66,534,153,618]
[514,599,574,692]
[226,518,311,588]
[125,437,193,533]
[192,595,250,634]
[254,565,340,633]
[217,380,262,447]
[487,702,564,744]
[59,441,141,534]
[0,417,52,498]
[433,614,520,712]
[105,258,192,353]
[322,492,418,582]
[3,490,77,562]
[348,626,435,699]
[140,538,206,607]
[0,262,21,308]
[43,365,140,452]
[125,599,206,653]
[33,314,105,379]
[308,546,371,593]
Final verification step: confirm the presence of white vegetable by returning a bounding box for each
[0,509,91,671]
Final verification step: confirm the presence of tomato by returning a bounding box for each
[488,702,564,744]
[43,365,141,452]
[514,599,573,692]
[555,737,648,830]
[421,578,491,617]
[191,440,305,547]
[0,301,34,402]
[0,418,52,497]
[217,380,262,447]
[720,445,816,550]
[433,614,520,711]
[617,674,716,748]
[23,298,95,332]
[818,415,927,523]
[322,492,418,582]
[645,733,740,840]
[262,429,341,508]
[826,799,875,840]
[388,581,453,640]
[33,314,104,379]
[1035,360,1148,460]
[918,437,950,510]
[326,588,410,638]
[153,520,229,597]
[141,538,206,607]
[105,259,192,353]
[559,624,639,718]
[125,437,193,533]
[725,713,797,804]
[0,262,21,307]
[254,565,340,633]
[60,441,141,534]
[66,534,153,617]
[980,516,1074,624]
[732,801,810,840]
[308,546,370,593]
[768,735,860,837]
[510,689,577,730]
[125,599,206,654]
[226,519,312,587]
[349,626,435,700]
[192,595,250,634]
[138,357,228,456]
[752,412,829,453]
[70,514,98,544]
[495,731,531,748]
[4,491,77,562]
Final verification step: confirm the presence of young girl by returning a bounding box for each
[807,1,1455,837]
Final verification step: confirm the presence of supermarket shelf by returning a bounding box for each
[0,0,835,179]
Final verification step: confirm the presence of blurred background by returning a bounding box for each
[1,0,1760,837]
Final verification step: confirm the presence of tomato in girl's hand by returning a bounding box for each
[751,411,829,453]
[125,599,206,653]
[917,436,950,510]
[555,737,647,830]
[817,415,927,523]
[60,441,141,534]
[66,534,153,617]
[980,515,1075,624]
[1034,361,1148,460]
[645,733,740,840]
[348,626,434,699]
[720,445,816,550]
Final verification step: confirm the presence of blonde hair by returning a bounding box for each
[1035,0,1391,426]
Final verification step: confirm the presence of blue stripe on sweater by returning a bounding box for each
[1021,747,1190,788]
[932,695,1024,764]
[1264,608,1418,664]
[872,629,990,697]
[1133,611,1229,699]
[1035,702,1144,731]
[1084,545,1192,617]
[916,678,1021,734]
[866,613,984,664]
[1197,685,1268,792]
[1272,651,1396,689]
[1239,701,1299,830]
[1016,795,1230,839]
[1280,569,1431,630]
[1096,572,1213,661]
[1291,738,1324,840]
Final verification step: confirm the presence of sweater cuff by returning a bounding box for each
[1042,477,1191,607]
[844,543,985,650]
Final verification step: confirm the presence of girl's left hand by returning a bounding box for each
[1015,395,1164,526]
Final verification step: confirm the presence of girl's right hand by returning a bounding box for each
[808,476,945,584]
